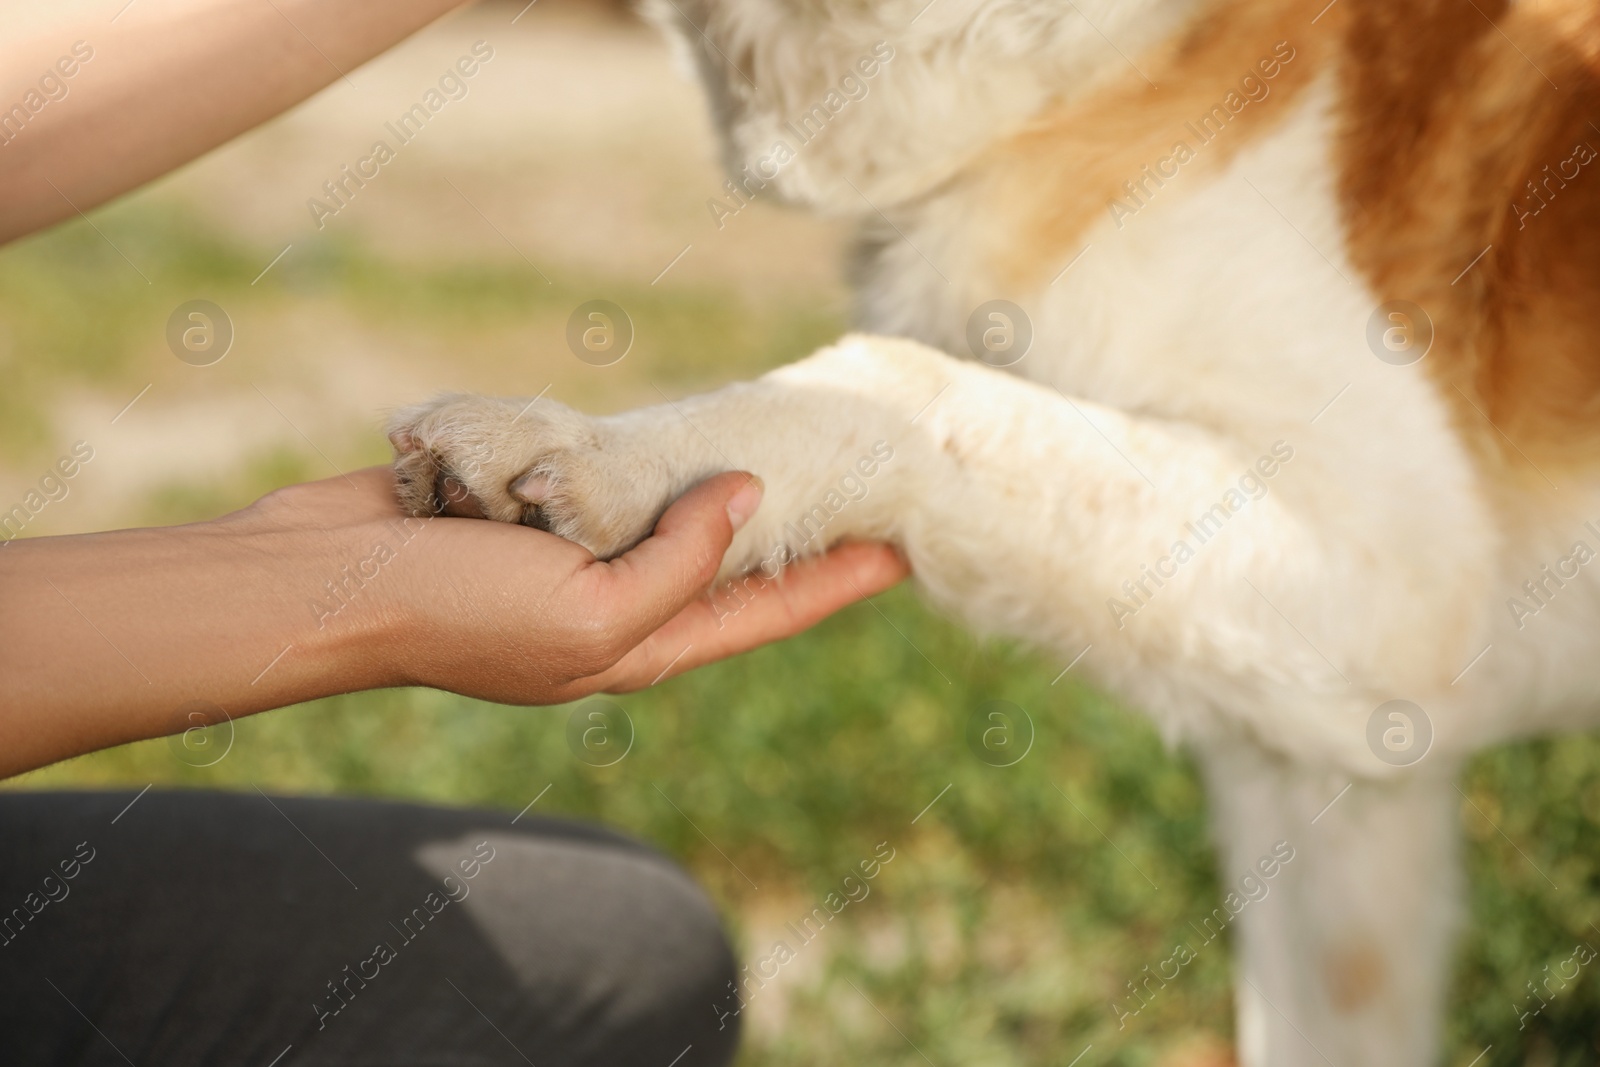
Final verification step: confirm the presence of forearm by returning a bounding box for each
[0,514,398,777]
[0,0,472,244]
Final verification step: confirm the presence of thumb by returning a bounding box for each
[592,471,764,646]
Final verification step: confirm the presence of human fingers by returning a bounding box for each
[569,471,763,654]
[595,541,909,692]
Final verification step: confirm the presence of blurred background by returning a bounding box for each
[3,1,1599,1063]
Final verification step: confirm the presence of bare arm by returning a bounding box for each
[0,468,907,777]
[0,0,473,243]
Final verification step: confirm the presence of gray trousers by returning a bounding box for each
[0,790,741,1066]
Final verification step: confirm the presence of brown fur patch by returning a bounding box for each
[1322,939,1387,1013]
[974,0,1333,293]
[1155,1034,1238,1067]
[964,0,1600,470]
[1337,0,1600,470]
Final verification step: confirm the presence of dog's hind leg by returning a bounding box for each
[1196,738,1463,1067]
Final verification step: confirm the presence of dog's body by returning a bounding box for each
[388,1,1600,1060]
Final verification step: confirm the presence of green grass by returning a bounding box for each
[6,201,1600,1066]
[0,196,841,459]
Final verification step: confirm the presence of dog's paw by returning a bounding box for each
[386,393,674,558]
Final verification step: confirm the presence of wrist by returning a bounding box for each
[202,488,418,706]
[305,514,431,695]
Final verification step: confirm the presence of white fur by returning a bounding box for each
[391,5,1600,1062]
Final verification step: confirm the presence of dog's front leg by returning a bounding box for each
[392,331,1463,762]
[1197,739,1462,1067]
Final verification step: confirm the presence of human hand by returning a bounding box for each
[0,464,906,776]
[254,466,909,705]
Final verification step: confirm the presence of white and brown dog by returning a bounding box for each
[386,0,1600,1061]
